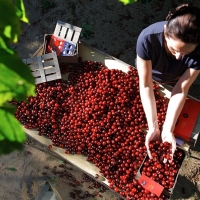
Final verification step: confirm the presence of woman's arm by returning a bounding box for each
[136,55,160,158]
[162,68,200,155]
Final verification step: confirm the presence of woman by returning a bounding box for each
[136,4,200,160]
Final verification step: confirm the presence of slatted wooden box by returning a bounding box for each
[135,147,186,199]
[22,52,61,85]
[43,20,82,64]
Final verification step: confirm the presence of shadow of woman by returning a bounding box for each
[170,175,200,199]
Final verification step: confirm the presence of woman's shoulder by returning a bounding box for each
[137,21,167,47]
[141,21,167,36]
[136,21,167,60]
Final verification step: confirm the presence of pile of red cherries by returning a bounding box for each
[141,141,184,189]
[12,59,183,199]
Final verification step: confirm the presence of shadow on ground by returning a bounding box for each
[171,175,200,200]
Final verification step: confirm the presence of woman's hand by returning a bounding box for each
[161,130,176,161]
[145,128,161,159]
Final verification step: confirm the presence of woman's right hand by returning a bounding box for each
[145,128,161,159]
[161,130,176,162]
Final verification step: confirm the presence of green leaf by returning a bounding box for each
[0,139,24,155]
[81,23,93,31]
[0,62,35,105]
[0,83,16,106]
[0,0,31,156]
[0,131,5,141]
[0,49,35,84]
[7,167,17,171]
[81,22,87,27]
[80,23,94,40]
[0,36,14,54]
[4,25,12,39]
[59,160,64,165]
[0,105,26,143]
[119,0,138,5]
[0,0,21,43]
[1,103,17,114]
[15,0,29,23]
[0,63,26,104]
[0,49,35,105]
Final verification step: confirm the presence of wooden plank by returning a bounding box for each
[44,67,56,75]
[31,71,41,77]
[23,56,38,64]
[54,23,62,37]
[64,29,74,43]
[24,127,105,181]
[46,74,61,82]
[60,26,68,39]
[35,77,42,85]
[43,60,56,67]
[28,63,40,71]
[37,56,46,82]
[42,52,57,60]
[73,31,82,44]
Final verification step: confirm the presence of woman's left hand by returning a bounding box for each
[161,130,176,161]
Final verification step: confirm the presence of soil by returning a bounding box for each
[1,0,200,200]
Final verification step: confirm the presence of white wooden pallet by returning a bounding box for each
[54,20,82,46]
[23,52,61,84]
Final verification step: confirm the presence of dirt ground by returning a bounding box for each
[1,0,200,199]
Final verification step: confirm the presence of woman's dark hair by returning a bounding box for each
[165,4,200,44]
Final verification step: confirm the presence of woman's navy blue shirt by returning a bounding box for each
[136,21,200,83]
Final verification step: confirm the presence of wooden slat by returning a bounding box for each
[65,29,74,42]
[73,32,81,44]
[43,60,56,67]
[32,71,41,77]
[46,74,60,82]
[54,24,62,37]
[28,63,40,71]
[24,56,38,64]
[42,52,57,60]
[35,74,61,84]
[44,67,56,75]
[60,26,68,39]
[37,56,46,82]
[35,77,42,85]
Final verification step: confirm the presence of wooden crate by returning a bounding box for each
[43,21,82,64]
[54,20,82,45]
[23,52,61,84]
